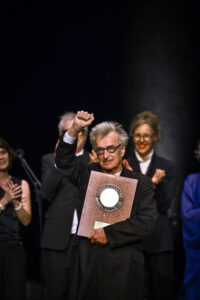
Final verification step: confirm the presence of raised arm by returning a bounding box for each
[67,110,94,138]
[55,110,95,185]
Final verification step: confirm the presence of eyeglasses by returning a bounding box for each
[94,144,121,156]
[133,134,154,142]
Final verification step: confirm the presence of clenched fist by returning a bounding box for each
[68,111,94,137]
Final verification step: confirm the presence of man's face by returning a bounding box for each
[63,119,74,131]
[95,131,125,175]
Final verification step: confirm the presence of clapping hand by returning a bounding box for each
[89,149,98,163]
[4,180,22,204]
[152,169,165,186]
[122,159,133,171]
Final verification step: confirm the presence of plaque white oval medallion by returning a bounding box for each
[96,184,124,212]
[99,188,119,208]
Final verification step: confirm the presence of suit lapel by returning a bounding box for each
[146,153,156,177]
[128,152,141,173]
[128,151,157,178]
[121,167,129,177]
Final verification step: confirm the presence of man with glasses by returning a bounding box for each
[55,110,158,300]
[124,111,179,300]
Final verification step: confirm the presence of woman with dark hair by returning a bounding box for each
[125,111,178,300]
[0,137,31,300]
[179,141,200,300]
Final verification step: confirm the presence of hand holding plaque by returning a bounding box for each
[77,171,138,237]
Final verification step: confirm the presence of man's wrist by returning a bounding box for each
[63,131,77,144]
[67,126,80,138]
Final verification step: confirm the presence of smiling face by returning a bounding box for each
[0,148,10,172]
[95,131,125,175]
[133,124,157,160]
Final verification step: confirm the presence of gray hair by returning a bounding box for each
[194,141,200,162]
[58,111,76,134]
[89,121,129,149]
[58,111,88,135]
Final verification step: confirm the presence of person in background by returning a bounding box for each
[41,111,77,184]
[55,110,158,300]
[125,111,178,300]
[0,137,31,300]
[40,111,90,300]
[179,141,200,300]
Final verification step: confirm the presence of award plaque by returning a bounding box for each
[77,170,138,237]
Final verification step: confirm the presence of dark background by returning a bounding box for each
[0,0,200,291]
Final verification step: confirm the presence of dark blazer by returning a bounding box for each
[55,138,158,299]
[40,151,89,251]
[127,151,178,253]
[41,153,55,184]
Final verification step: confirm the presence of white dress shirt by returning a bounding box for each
[62,132,84,234]
[135,149,154,175]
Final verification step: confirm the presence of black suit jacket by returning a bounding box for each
[41,153,55,184]
[40,151,89,251]
[128,151,178,253]
[55,139,158,259]
[55,138,158,299]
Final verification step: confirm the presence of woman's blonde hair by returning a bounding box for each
[130,111,161,139]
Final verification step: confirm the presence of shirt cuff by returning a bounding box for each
[63,132,76,144]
